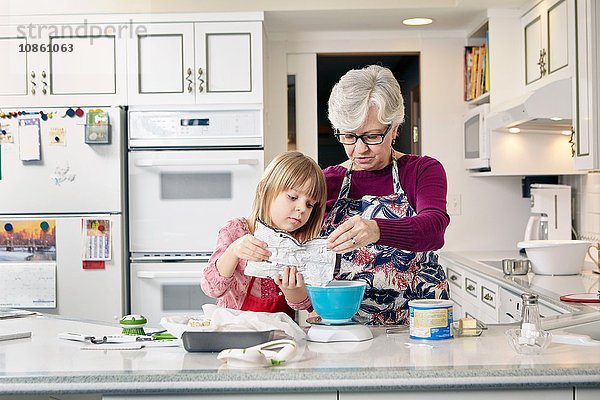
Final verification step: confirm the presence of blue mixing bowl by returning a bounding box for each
[306,280,366,323]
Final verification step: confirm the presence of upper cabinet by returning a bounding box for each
[573,0,600,170]
[522,0,576,90]
[0,24,127,107]
[128,21,263,105]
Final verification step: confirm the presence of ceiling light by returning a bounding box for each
[561,130,573,136]
[508,127,521,134]
[402,18,433,26]
[550,117,563,121]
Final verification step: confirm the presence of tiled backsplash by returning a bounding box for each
[563,171,600,242]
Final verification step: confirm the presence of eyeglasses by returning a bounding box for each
[334,124,393,145]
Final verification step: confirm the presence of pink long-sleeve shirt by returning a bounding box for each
[201,218,311,311]
[323,154,450,251]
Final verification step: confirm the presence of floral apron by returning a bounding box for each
[320,158,449,325]
[241,277,296,319]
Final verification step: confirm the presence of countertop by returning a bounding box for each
[1,313,600,396]
[439,251,600,321]
[1,251,599,396]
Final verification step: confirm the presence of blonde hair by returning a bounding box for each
[328,65,405,132]
[247,151,326,240]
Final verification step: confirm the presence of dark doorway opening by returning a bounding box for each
[316,54,420,168]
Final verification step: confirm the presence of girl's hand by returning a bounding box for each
[274,266,308,304]
[327,215,380,253]
[273,266,305,289]
[231,234,271,262]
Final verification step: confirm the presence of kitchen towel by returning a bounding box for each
[161,304,306,341]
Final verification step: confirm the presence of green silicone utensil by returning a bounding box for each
[119,314,147,335]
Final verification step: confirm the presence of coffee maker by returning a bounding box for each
[524,184,572,241]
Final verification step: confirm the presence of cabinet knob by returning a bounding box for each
[483,293,493,301]
[30,71,35,79]
[568,129,575,157]
[185,67,193,93]
[198,68,205,93]
[538,48,547,76]
[450,275,458,281]
[466,284,475,292]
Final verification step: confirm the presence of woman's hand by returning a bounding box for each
[274,266,308,304]
[327,215,380,253]
[231,234,271,262]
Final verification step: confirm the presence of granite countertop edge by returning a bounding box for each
[2,367,600,395]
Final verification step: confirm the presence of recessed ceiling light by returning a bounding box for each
[550,117,563,121]
[561,130,573,136]
[509,127,521,134]
[402,18,433,26]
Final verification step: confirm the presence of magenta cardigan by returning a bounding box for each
[323,154,450,252]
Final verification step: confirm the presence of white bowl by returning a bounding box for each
[517,240,591,275]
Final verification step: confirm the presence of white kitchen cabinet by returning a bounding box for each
[575,388,600,400]
[443,258,500,324]
[0,24,126,107]
[126,23,196,105]
[340,389,572,400]
[498,286,571,323]
[522,0,575,90]
[103,394,336,400]
[573,0,600,170]
[128,21,263,105]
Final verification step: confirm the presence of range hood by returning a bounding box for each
[487,78,573,134]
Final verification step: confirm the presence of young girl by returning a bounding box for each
[201,151,326,318]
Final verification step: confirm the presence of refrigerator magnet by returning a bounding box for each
[81,219,112,261]
[49,127,66,146]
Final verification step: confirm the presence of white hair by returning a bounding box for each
[327,65,405,132]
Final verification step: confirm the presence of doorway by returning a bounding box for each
[316,54,420,168]
[287,54,420,168]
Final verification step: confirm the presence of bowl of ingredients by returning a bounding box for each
[517,240,591,275]
[306,280,366,323]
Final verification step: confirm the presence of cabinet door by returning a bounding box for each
[46,24,127,105]
[0,26,36,106]
[523,4,544,85]
[127,23,195,105]
[194,21,263,104]
[340,389,572,400]
[574,0,600,170]
[522,0,575,89]
[576,388,600,400]
[547,0,570,75]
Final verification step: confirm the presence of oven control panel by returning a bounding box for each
[128,109,262,148]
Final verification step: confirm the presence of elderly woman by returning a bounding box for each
[321,65,449,325]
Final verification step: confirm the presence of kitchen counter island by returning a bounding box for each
[1,311,600,399]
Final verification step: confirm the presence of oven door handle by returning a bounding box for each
[135,158,259,167]
[136,271,204,279]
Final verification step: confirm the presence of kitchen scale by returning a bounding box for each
[305,316,373,343]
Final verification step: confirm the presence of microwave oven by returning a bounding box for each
[463,103,490,171]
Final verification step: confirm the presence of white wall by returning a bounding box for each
[266,30,531,251]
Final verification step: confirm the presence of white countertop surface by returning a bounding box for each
[0,313,600,396]
[0,251,599,396]
[439,250,600,318]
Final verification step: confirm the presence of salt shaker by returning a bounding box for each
[519,293,543,345]
[505,292,552,354]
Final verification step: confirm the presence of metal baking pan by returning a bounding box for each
[181,330,275,352]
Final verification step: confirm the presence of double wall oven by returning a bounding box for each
[128,106,264,325]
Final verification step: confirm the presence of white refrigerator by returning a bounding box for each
[0,106,126,323]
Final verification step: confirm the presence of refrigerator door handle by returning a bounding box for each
[136,271,204,279]
[135,158,259,167]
